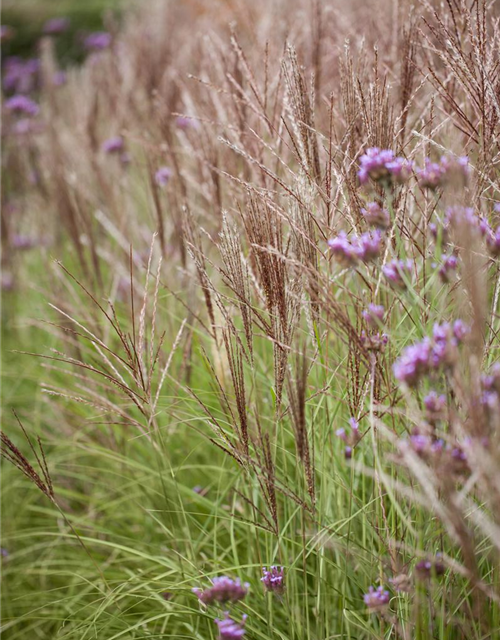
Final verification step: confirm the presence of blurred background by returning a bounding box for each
[2,0,125,62]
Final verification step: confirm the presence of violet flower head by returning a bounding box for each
[382,259,413,289]
[84,31,111,51]
[361,201,390,229]
[176,116,198,130]
[440,155,470,182]
[393,321,468,386]
[3,57,40,94]
[193,576,249,605]
[437,254,458,283]
[328,232,358,267]
[364,585,390,611]
[5,95,39,117]
[423,391,446,422]
[215,613,247,640]
[261,566,285,595]
[452,319,469,342]
[418,155,469,190]
[417,158,446,190]
[102,136,124,154]
[356,230,382,262]
[386,156,413,183]
[328,231,382,266]
[415,556,445,579]
[393,338,433,386]
[362,304,385,327]
[43,17,70,35]
[155,166,173,187]
[361,330,388,352]
[358,148,393,184]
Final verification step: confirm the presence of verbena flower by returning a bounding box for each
[215,613,247,639]
[155,166,173,186]
[417,158,447,190]
[84,31,111,51]
[3,57,40,94]
[417,155,469,190]
[415,555,445,579]
[193,576,249,605]
[4,95,39,116]
[437,254,458,283]
[356,230,382,262]
[360,330,388,352]
[361,201,390,229]
[393,321,468,386]
[382,259,413,289]
[445,206,490,237]
[364,585,390,610]
[328,232,358,267]
[176,116,197,130]
[423,391,446,423]
[43,17,70,35]
[358,148,411,186]
[261,566,285,595]
[328,231,382,266]
[102,136,124,154]
[362,304,385,327]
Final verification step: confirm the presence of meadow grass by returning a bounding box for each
[2,1,500,638]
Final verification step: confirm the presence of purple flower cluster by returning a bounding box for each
[364,585,390,610]
[423,391,447,424]
[360,330,388,353]
[102,136,124,154]
[43,17,70,35]
[415,555,445,579]
[361,201,390,229]
[417,155,469,190]
[176,115,198,130]
[403,428,471,475]
[328,230,382,267]
[155,166,173,187]
[4,95,39,117]
[444,206,490,238]
[193,576,249,605]
[358,148,412,186]
[3,57,40,94]
[261,566,285,595]
[84,31,111,51]
[382,259,413,289]
[437,253,458,283]
[215,613,247,639]
[393,321,468,386]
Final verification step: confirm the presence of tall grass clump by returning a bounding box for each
[2,0,500,638]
